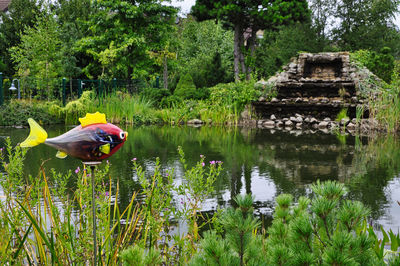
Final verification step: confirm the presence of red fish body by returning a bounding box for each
[20,112,127,162]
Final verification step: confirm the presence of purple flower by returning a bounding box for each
[166,173,169,177]
[75,166,80,174]
[132,157,137,161]
[200,154,204,158]
[87,173,91,177]
[201,162,205,167]
[217,161,223,164]
[106,160,109,164]
[105,191,109,197]
[210,161,215,165]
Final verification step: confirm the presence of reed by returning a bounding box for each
[0,138,142,264]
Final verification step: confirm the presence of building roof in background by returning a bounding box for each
[0,0,10,11]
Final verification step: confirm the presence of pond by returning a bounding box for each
[1,125,400,233]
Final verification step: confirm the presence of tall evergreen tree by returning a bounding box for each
[192,0,310,81]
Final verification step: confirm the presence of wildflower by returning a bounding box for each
[202,162,205,167]
[75,166,80,174]
[166,173,169,177]
[210,161,215,165]
[132,157,137,161]
[106,160,109,164]
[105,191,109,197]
[217,161,223,164]
[200,154,204,158]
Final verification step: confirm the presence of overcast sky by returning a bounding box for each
[170,0,400,28]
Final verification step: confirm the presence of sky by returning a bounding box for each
[170,0,196,16]
[170,0,400,28]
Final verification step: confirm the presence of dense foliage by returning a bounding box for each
[192,0,310,80]
[0,0,399,131]
[0,0,397,100]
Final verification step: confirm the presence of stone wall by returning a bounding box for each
[249,52,383,133]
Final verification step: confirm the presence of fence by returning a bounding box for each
[0,73,161,106]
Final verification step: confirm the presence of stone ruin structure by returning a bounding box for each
[251,52,381,132]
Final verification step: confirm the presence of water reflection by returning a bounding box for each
[1,125,400,232]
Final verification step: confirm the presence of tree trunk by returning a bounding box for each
[163,55,168,90]
[246,28,258,80]
[239,31,246,77]
[234,24,241,81]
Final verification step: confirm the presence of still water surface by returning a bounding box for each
[1,125,400,232]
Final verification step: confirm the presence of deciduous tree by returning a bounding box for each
[10,9,63,99]
[0,0,43,76]
[76,0,177,79]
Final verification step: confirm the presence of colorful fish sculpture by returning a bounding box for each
[20,112,127,162]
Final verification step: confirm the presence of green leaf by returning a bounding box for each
[389,230,399,251]
[16,200,61,264]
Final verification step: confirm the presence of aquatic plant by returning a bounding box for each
[126,147,222,264]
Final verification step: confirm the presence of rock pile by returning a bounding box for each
[252,52,382,123]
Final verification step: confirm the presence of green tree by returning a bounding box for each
[0,0,43,76]
[309,0,335,49]
[205,52,228,87]
[172,16,234,89]
[192,0,310,81]
[76,0,177,79]
[10,9,63,99]
[255,23,320,78]
[174,73,197,99]
[332,0,400,53]
[54,0,92,81]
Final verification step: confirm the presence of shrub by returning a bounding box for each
[174,73,197,100]
[192,180,384,265]
[266,180,378,265]
[351,48,395,83]
[0,100,62,126]
[140,87,171,107]
[160,95,183,108]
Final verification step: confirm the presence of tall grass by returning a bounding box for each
[0,138,223,264]
[0,138,141,264]
[62,91,158,125]
[369,71,400,132]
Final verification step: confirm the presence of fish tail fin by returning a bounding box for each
[20,118,48,148]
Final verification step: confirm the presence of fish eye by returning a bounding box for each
[119,132,125,139]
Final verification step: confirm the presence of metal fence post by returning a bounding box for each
[62,78,66,106]
[156,76,160,89]
[0,73,3,106]
[78,79,82,98]
[99,79,103,104]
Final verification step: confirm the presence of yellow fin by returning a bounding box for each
[79,112,107,128]
[99,143,110,154]
[20,118,48,148]
[56,150,68,159]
